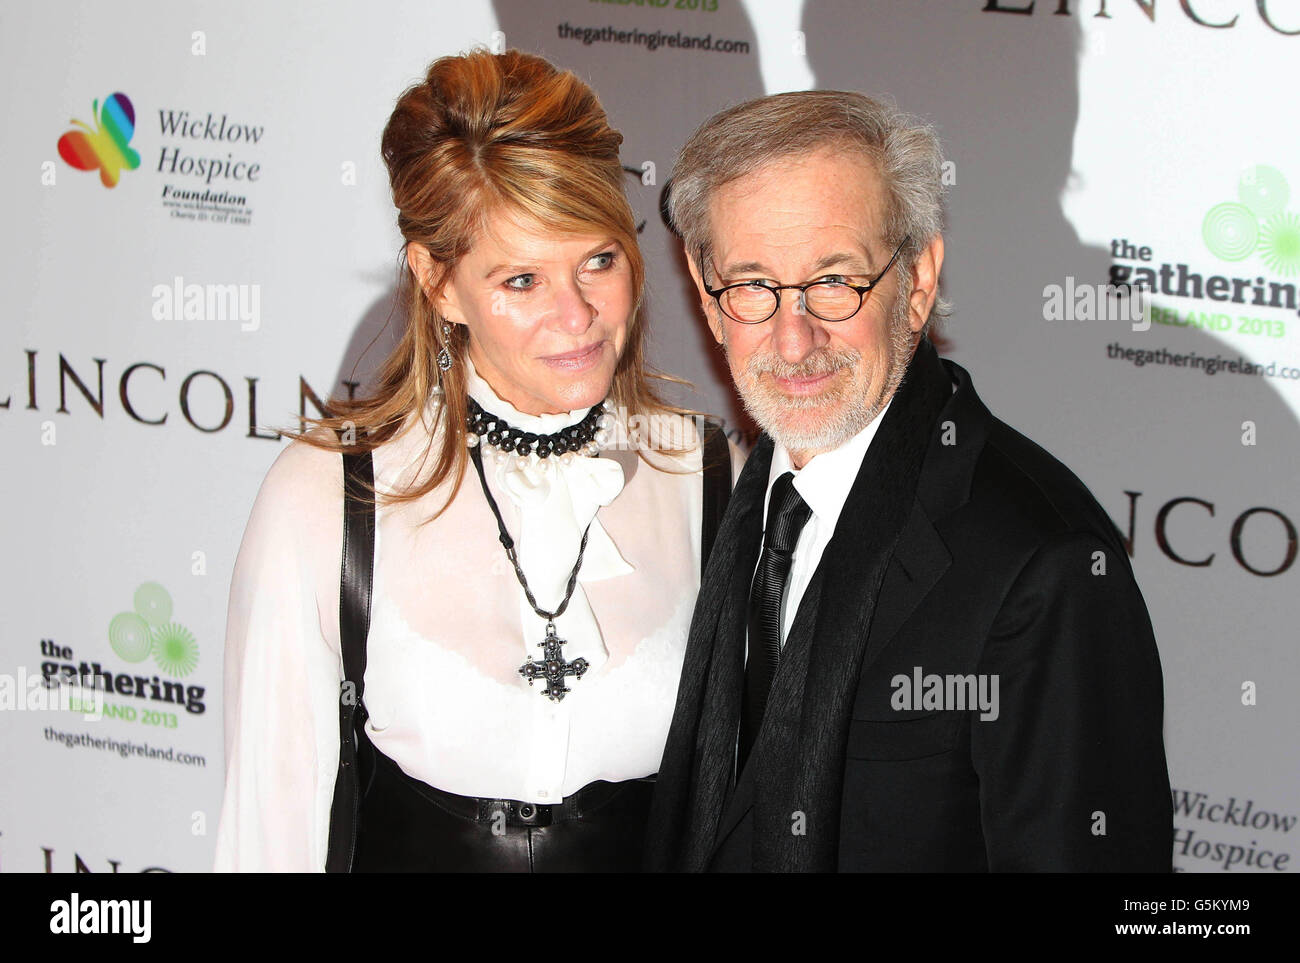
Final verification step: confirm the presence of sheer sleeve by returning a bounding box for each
[213,438,344,872]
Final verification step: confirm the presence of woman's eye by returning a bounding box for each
[586,251,617,271]
[504,274,536,291]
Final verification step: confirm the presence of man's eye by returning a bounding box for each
[505,274,536,291]
[816,275,851,287]
[739,280,776,292]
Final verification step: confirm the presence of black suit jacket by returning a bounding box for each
[707,353,1173,871]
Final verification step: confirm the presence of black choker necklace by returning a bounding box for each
[466,397,607,458]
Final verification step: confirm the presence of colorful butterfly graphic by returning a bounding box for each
[57,92,141,188]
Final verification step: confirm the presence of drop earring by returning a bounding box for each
[437,322,454,372]
[432,322,453,396]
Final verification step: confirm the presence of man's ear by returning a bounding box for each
[906,233,945,334]
[406,244,458,322]
[684,245,725,345]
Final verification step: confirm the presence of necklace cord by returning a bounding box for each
[468,442,592,622]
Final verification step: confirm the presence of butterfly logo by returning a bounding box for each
[57,92,141,188]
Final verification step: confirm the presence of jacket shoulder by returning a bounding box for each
[965,416,1128,563]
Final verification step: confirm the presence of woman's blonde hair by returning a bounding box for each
[287,48,687,519]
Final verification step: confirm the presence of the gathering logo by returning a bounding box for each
[1203,165,1300,277]
[40,581,207,714]
[1107,165,1300,328]
[56,92,141,189]
[107,582,199,677]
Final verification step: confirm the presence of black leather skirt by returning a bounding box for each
[350,722,655,872]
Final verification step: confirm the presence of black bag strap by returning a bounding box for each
[700,420,732,576]
[324,442,374,873]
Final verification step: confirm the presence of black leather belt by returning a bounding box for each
[350,721,658,871]
[387,756,655,829]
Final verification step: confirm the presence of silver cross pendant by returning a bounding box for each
[519,621,589,702]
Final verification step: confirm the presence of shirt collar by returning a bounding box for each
[463,355,595,434]
[765,396,895,533]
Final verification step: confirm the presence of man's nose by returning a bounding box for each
[770,290,826,363]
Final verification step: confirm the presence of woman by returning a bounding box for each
[212,48,733,872]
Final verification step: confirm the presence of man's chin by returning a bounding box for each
[754,405,854,453]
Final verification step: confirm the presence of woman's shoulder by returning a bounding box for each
[240,428,349,553]
[227,430,348,635]
[260,428,346,505]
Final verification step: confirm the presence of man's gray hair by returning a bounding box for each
[668,89,951,328]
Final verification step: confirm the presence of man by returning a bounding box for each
[646,90,1173,872]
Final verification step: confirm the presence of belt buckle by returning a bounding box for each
[514,801,553,828]
[481,799,554,829]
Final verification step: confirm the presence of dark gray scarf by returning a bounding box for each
[646,338,953,872]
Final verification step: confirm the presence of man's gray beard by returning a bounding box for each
[727,293,913,456]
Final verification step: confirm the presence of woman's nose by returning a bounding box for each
[549,279,597,334]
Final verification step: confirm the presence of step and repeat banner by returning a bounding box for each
[1,0,1296,872]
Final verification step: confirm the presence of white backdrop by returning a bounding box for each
[1,0,1296,872]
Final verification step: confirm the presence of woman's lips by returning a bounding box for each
[541,341,605,370]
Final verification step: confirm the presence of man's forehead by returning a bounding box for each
[705,147,887,270]
[711,146,883,208]
[714,246,877,279]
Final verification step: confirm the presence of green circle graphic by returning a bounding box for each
[134,582,173,626]
[1259,212,1300,277]
[1238,165,1289,218]
[108,611,153,662]
[152,622,200,676]
[1202,202,1259,261]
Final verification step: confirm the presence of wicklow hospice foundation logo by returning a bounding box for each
[56,92,141,189]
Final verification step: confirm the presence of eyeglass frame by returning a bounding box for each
[698,235,911,324]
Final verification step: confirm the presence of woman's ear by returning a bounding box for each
[406,244,457,320]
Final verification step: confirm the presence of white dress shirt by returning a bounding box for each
[757,398,894,648]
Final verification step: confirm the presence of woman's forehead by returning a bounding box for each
[468,207,618,267]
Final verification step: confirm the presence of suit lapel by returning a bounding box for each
[856,356,993,669]
[858,502,951,670]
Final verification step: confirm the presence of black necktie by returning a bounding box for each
[737,471,812,777]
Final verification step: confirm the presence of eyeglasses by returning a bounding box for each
[700,236,909,324]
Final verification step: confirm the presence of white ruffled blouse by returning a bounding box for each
[213,363,731,871]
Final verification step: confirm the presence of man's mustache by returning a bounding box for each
[745,346,861,380]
